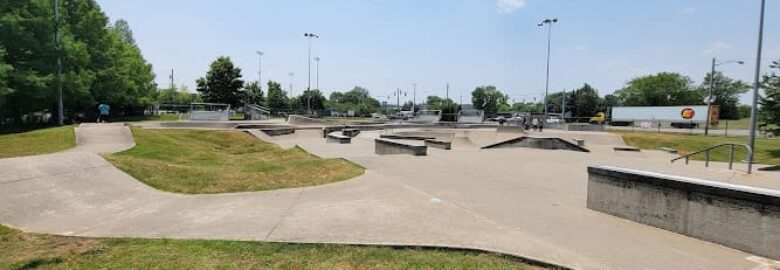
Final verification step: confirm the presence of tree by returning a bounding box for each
[425,95,459,121]
[196,56,245,108]
[614,72,703,106]
[760,60,780,127]
[266,80,288,112]
[570,84,601,118]
[297,89,327,114]
[472,85,509,117]
[401,101,415,111]
[113,19,135,45]
[701,72,750,120]
[329,86,380,115]
[243,81,264,105]
[0,0,156,125]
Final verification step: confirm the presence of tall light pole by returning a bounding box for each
[257,51,264,90]
[705,58,744,136]
[314,57,320,90]
[54,0,63,125]
[288,72,294,96]
[538,18,558,122]
[747,0,766,174]
[304,33,319,91]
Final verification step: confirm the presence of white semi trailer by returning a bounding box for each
[610,105,719,128]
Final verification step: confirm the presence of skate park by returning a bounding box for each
[1,115,779,270]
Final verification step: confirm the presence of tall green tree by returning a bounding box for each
[113,19,135,45]
[0,0,156,124]
[760,60,780,127]
[243,81,264,105]
[266,80,288,112]
[615,72,703,106]
[471,85,508,116]
[196,56,245,108]
[329,86,380,115]
[701,71,750,120]
[296,89,327,113]
[570,83,600,118]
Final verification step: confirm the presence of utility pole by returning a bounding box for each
[706,58,744,136]
[446,83,450,101]
[288,72,294,96]
[561,89,566,122]
[314,57,320,90]
[169,69,175,90]
[706,57,716,136]
[413,83,417,112]
[257,51,263,90]
[54,0,63,125]
[304,33,319,91]
[538,18,558,123]
[747,0,766,174]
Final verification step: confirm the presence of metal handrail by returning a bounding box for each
[671,143,754,173]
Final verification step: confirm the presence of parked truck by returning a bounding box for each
[610,105,719,128]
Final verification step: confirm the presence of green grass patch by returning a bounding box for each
[617,132,780,165]
[0,126,76,159]
[105,128,365,194]
[714,118,778,130]
[0,224,535,270]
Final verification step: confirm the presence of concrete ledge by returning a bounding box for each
[565,123,605,132]
[326,133,352,144]
[375,139,427,156]
[587,166,780,260]
[425,139,452,150]
[261,128,295,136]
[613,146,641,152]
[659,147,678,154]
[342,128,361,137]
[322,126,345,138]
[379,134,435,141]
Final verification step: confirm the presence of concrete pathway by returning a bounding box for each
[1,124,779,270]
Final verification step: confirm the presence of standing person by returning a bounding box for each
[531,117,539,131]
[97,103,110,123]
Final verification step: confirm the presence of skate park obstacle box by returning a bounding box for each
[587,166,780,260]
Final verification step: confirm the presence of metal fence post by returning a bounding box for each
[729,144,735,170]
[705,150,710,168]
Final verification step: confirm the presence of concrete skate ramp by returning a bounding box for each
[286,115,331,126]
[451,136,478,149]
[482,136,590,152]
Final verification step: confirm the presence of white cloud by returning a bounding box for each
[702,41,731,55]
[497,0,525,14]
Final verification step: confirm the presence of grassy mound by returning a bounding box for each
[0,126,76,158]
[0,224,534,270]
[106,128,364,194]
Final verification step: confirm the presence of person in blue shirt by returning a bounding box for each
[97,103,110,123]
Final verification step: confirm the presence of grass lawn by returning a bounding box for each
[0,126,76,159]
[105,128,364,194]
[0,225,537,270]
[617,132,780,165]
[713,118,778,130]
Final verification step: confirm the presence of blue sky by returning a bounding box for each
[96,0,779,104]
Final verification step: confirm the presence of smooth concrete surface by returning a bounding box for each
[2,124,780,270]
[482,136,590,152]
[374,138,427,156]
[326,133,352,144]
[587,166,780,260]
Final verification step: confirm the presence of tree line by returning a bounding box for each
[1,0,157,125]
